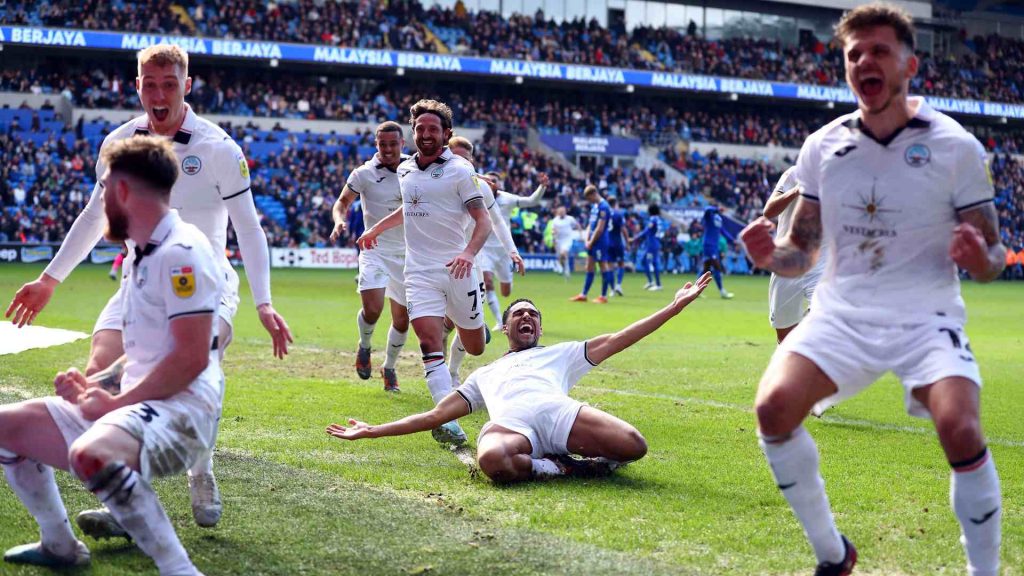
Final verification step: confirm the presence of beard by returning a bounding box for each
[509,330,540,351]
[865,81,903,115]
[415,136,442,157]
[104,205,129,242]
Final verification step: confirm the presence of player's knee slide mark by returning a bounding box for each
[84,461,137,506]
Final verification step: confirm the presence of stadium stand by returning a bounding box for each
[2,2,1023,279]
[4,1,1024,103]
[7,61,1024,158]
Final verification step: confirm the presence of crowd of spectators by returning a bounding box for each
[8,61,1024,155]
[2,104,1021,279]
[5,1,1024,104]
[8,0,434,52]
[0,132,93,244]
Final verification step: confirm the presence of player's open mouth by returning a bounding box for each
[518,324,534,336]
[152,107,170,122]
[858,77,883,98]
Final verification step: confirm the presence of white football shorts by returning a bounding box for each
[45,391,219,481]
[778,311,982,419]
[480,397,585,458]
[405,268,485,329]
[481,245,514,284]
[768,268,820,329]
[556,239,574,255]
[357,249,407,306]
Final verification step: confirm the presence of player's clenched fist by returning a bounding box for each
[741,217,777,270]
[54,367,87,404]
[77,388,120,421]
[950,222,988,277]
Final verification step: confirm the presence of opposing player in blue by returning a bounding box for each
[631,204,665,291]
[607,197,628,296]
[701,203,735,299]
[570,186,613,304]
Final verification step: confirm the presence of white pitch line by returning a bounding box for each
[584,386,1024,449]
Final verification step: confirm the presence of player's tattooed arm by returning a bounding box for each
[87,355,128,395]
[773,198,821,277]
[463,198,492,256]
[954,203,1006,283]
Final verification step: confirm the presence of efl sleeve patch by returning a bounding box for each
[239,158,250,180]
[170,266,196,299]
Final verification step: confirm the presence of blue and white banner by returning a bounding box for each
[521,253,560,272]
[4,26,1023,120]
[541,134,641,156]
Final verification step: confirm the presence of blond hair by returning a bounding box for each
[584,185,598,197]
[137,44,189,76]
[834,2,915,50]
[448,135,474,154]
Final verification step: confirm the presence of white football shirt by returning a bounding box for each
[794,98,994,322]
[44,105,273,305]
[455,341,596,418]
[551,215,579,244]
[121,211,223,408]
[347,153,408,255]
[398,148,483,273]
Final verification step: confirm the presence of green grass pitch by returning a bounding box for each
[0,264,1020,575]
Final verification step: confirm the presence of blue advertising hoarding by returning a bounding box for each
[540,134,641,156]
[3,26,1023,120]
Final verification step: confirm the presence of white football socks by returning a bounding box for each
[759,426,845,565]
[531,458,565,478]
[2,456,78,557]
[356,310,375,349]
[422,353,453,404]
[383,326,407,370]
[486,290,502,328]
[448,334,466,381]
[91,464,197,575]
[952,448,1001,576]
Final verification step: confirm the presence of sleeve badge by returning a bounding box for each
[170,266,196,298]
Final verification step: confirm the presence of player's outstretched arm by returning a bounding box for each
[741,197,821,278]
[357,206,404,250]
[953,203,1006,283]
[6,180,110,327]
[481,179,522,274]
[326,392,471,441]
[515,173,548,208]
[585,272,712,365]
[224,191,294,358]
[330,185,358,243]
